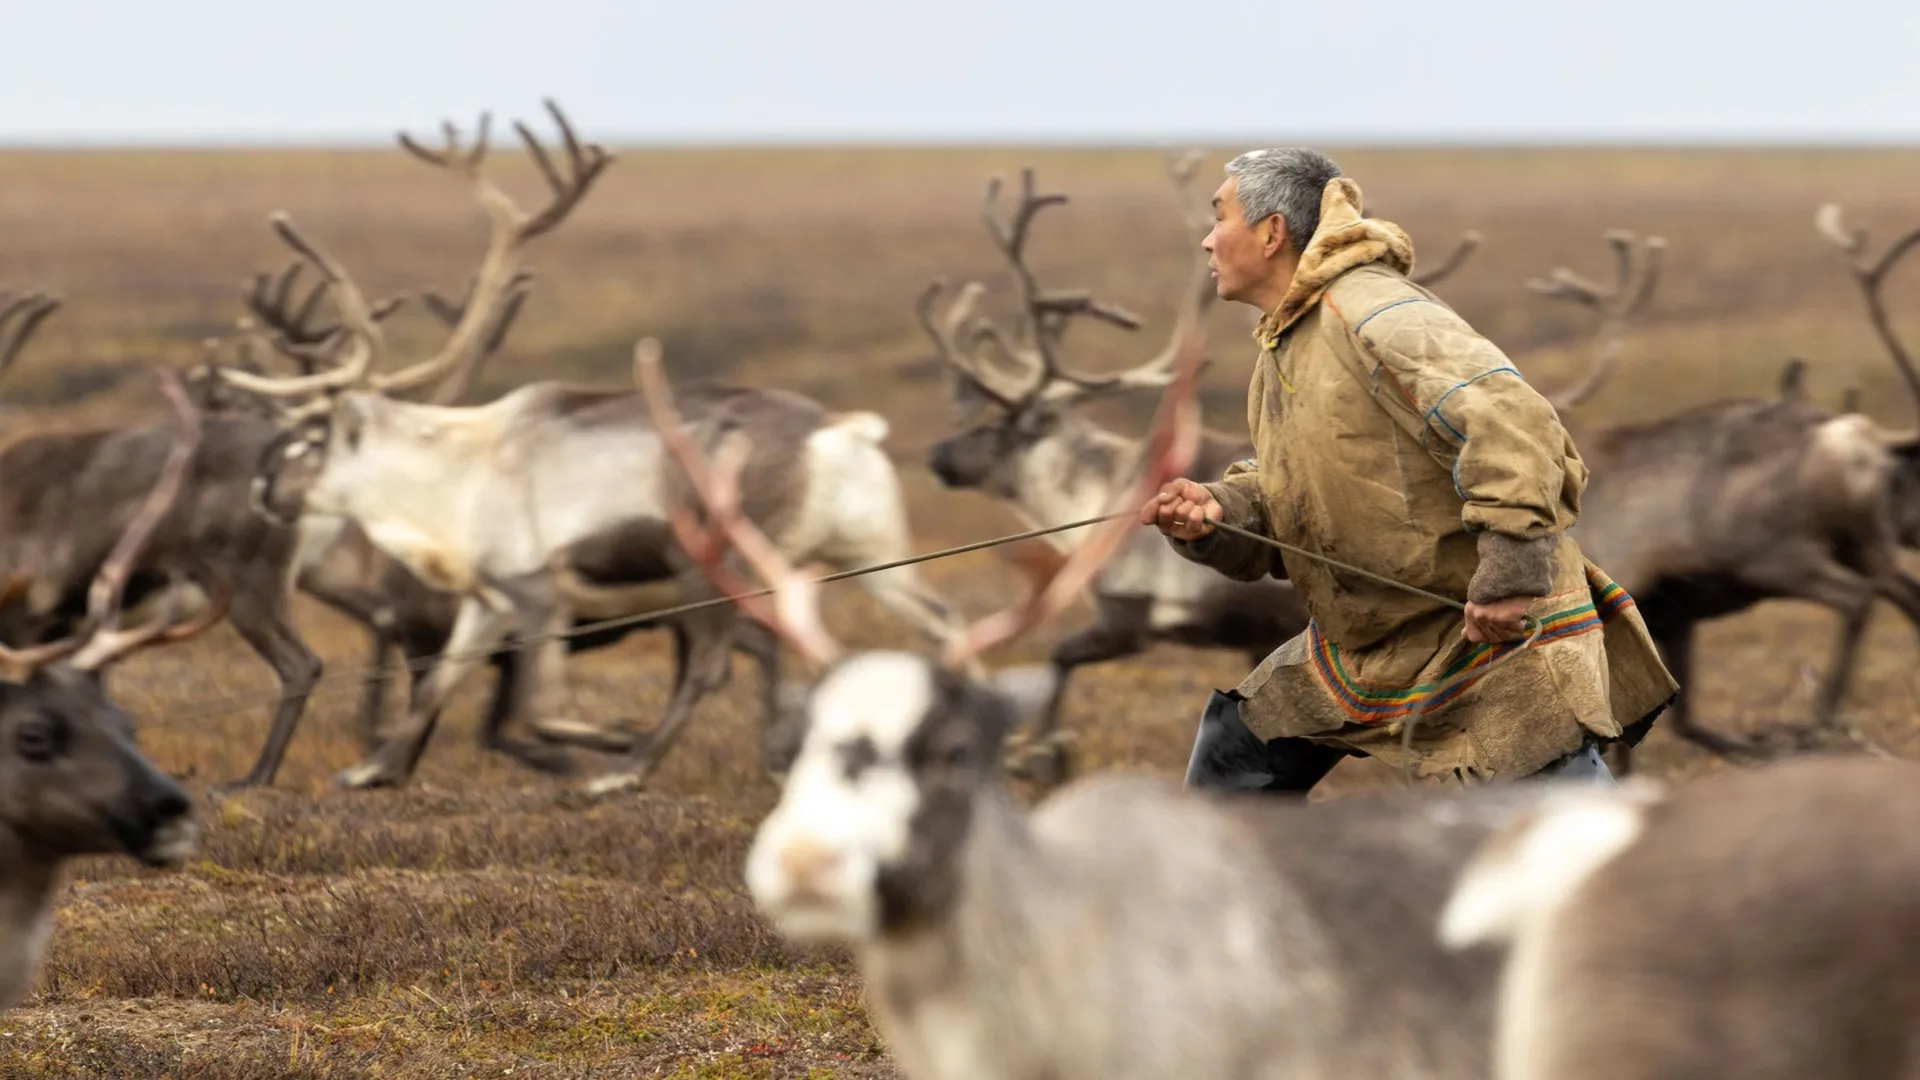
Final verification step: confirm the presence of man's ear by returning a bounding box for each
[1258,215,1290,260]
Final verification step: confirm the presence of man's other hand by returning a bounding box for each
[1141,480,1223,542]
[1463,596,1534,644]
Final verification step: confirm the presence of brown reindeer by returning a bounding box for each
[0,368,224,1009]
[1439,751,1920,1080]
[1527,228,1920,771]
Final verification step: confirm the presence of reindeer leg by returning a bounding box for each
[217,566,325,793]
[584,607,737,797]
[297,580,400,752]
[1648,621,1751,759]
[1014,598,1150,789]
[337,595,512,790]
[733,619,797,779]
[1739,546,1884,753]
[475,640,580,776]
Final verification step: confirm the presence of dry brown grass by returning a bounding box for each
[2,142,1920,1076]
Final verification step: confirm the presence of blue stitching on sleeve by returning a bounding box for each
[1352,296,1434,336]
[1426,367,1521,444]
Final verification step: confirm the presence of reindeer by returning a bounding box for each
[0,291,322,793]
[0,368,217,1010]
[221,110,971,795]
[0,101,633,792]
[639,318,1562,1080]
[920,158,1481,786]
[201,132,787,777]
[1525,227,1920,771]
[1439,751,1920,1080]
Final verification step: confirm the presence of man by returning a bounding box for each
[1141,148,1678,795]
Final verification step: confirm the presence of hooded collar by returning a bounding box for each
[1253,177,1414,350]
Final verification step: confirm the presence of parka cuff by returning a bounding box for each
[1204,480,1263,535]
[1467,532,1557,604]
[1171,479,1260,557]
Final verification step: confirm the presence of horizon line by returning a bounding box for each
[1,130,1919,152]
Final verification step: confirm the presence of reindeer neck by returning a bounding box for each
[0,834,60,1008]
[1008,416,1139,548]
[857,780,1067,1072]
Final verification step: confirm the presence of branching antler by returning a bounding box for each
[0,289,62,391]
[1817,202,1920,422]
[981,168,1144,376]
[0,368,222,672]
[923,161,1218,413]
[1530,228,1667,411]
[214,99,606,408]
[241,259,408,376]
[1411,231,1483,288]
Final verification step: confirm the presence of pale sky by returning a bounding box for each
[4,0,1918,145]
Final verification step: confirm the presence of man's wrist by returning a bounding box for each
[1467,531,1557,604]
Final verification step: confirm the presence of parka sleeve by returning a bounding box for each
[1168,457,1284,583]
[1353,297,1580,603]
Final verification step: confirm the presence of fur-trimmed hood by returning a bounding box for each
[1254,177,1415,349]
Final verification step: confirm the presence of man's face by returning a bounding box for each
[1204,175,1285,305]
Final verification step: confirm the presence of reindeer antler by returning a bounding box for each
[0,289,63,392]
[942,320,1206,667]
[923,160,1219,414]
[240,258,409,376]
[1817,202,1920,423]
[1412,231,1483,288]
[1530,228,1667,411]
[0,368,214,672]
[213,99,604,408]
[633,338,844,670]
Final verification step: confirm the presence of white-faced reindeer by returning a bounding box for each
[1438,751,1920,1080]
[920,160,1480,785]
[1523,227,1920,771]
[0,369,215,1009]
[220,125,971,793]
[641,318,1544,1080]
[199,111,788,781]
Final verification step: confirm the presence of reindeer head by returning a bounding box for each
[215,100,609,523]
[633,313,1204,943]
[0,668,196,869]
[0,369,221,870]
[923,160,1217,503]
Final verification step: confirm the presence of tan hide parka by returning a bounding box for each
[1175,177,1677,781]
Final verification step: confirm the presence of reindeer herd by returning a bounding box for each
[5,100,1920,1074]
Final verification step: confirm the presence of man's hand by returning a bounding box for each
[1463,596,1534,644]
[1140,479,1223,542]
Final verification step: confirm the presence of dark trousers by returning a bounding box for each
[1182,689,1615,796]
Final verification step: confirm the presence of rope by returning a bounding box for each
[1204,518,1544,778]
[136,508,1548,779]
[136,512,1125,725]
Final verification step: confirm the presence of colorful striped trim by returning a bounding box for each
[1309,572,1637,725]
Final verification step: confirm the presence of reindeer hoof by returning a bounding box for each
[532,716,638,754]
[206,778,263,800]
[581,770,651,798]
[335,761,405,790]
[495,738,581,777]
